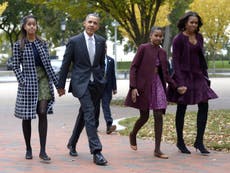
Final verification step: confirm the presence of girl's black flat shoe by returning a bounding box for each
[25,150,33,159]
[39,153,51,161]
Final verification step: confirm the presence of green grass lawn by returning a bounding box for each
[117,61,131,70]
[208,60,230,69]
[118,110,230,152]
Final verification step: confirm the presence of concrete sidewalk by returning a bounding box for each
[0,80,229,173]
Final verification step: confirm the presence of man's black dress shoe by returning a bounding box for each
[25,150,33,160]
[106,125,116,134]
[67,145,78,156]
[93,152,107,166]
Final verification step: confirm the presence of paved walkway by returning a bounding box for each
[0,79,229,173]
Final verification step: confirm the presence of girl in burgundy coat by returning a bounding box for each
[125,27,177,159]
[167,11,218,155]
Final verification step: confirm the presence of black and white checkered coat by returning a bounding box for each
[12,39,58,120]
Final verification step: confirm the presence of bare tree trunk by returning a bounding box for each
[163,25,171,58]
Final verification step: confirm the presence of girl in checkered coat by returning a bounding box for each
[12,15,60,161]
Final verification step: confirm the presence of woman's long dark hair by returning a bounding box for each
[177,11,203,32]
[19,15,42,50]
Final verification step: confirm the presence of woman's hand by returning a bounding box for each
[131,89,139,103]
[177,86,187,95]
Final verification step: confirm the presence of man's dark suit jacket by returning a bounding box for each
[104,56,117,92]
[58,33,106,98]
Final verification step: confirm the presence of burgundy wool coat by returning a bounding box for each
[125,43,177,110]
[166,32,218,104]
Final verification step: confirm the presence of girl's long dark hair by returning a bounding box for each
[19,15,42,50]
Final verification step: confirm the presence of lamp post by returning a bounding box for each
[111,20,120,76]
[60,20,66,45]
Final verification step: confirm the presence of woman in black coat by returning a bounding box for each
[12,15,61,161]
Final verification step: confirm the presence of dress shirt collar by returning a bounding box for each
[84,30,95,41]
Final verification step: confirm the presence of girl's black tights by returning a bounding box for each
[37,100,48,154]
[22,119,32,151]
[130,109,164,152]
[131,110,149,136]
[22,100,48,154]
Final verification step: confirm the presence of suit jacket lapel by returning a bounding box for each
[80,33,91,64]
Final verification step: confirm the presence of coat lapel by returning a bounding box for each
[34,40,46,62]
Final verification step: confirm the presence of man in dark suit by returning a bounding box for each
[58,13,107,166]
[95,46,117,134]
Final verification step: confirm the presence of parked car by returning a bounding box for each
[6,57,13,70]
